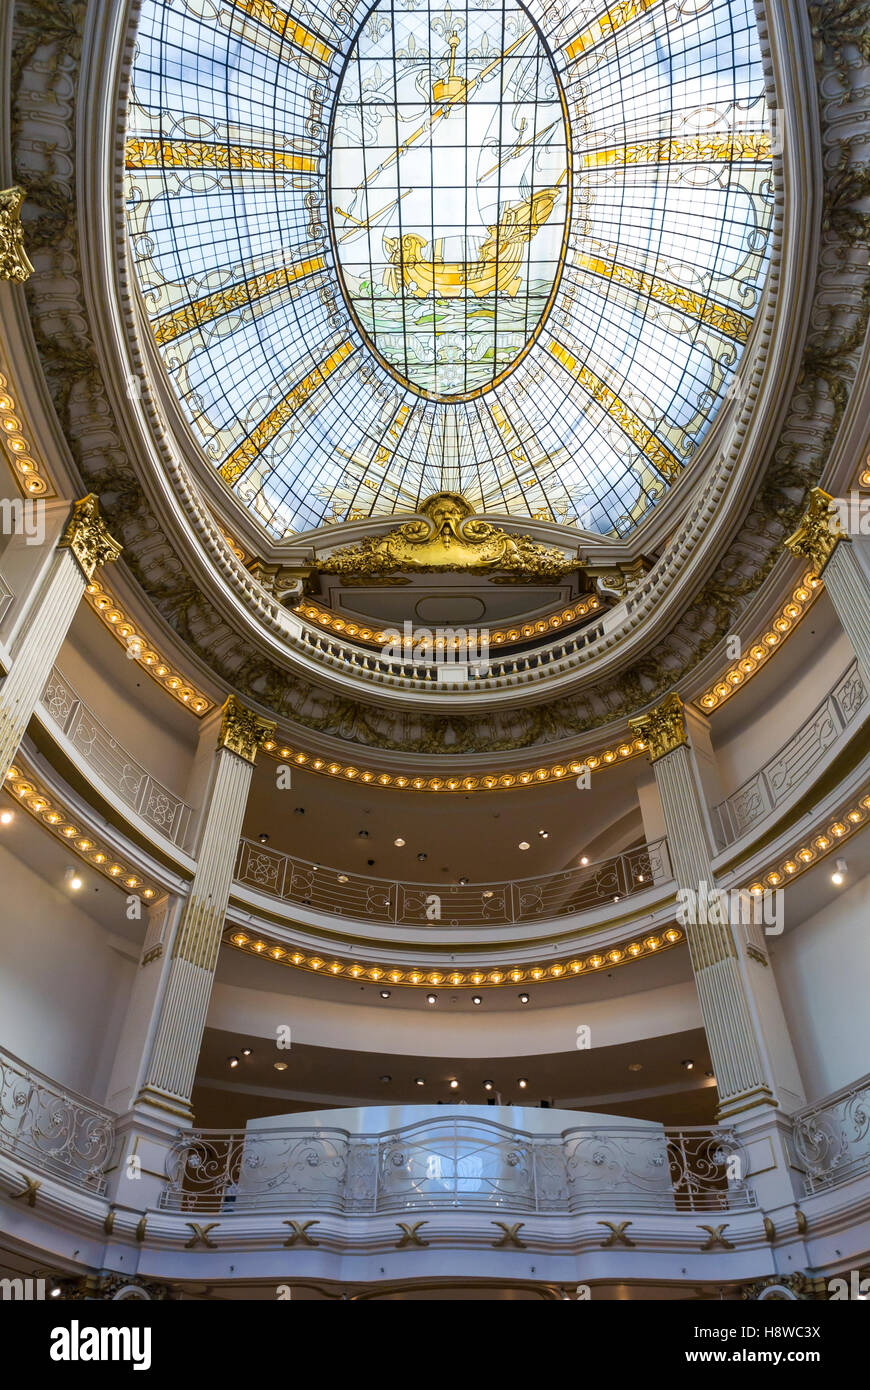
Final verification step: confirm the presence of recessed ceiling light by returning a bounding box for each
[358,829,369,838]
[449,1079,459,1089]
[64,867,82,891]
[483,1080,494,1090]
[580,855,589,865]
[458,877,469,885]
[518,841,530,850]
[628,1063,643,1072]
[380,1074,392,1083]
[227,1056,239,1068]
[0,810,12,825]
[258,832,269,844]
[50,1287,61,1297]
[831,858,847,886]
[337,873,348,883]
[417,852,428,861]
[293,807,305,815]
[472,995,482,1005]
[379,990,391,999]
[274,1061,288,1071]
[517,1078,528,1089]
[681,1059,694,1071]
[538,829,548,838]
[518,993,530,1004]
[394,837,405,846]
[705,1071,715,1080]
[613,895,620,903]
[414,1077,425,1086]
[241,1048,252,1057]
[427,993,437,1005]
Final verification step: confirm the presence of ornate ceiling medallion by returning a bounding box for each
[329,0,570,400]
[317,491,580,582]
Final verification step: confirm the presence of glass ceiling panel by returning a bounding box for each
[125,0,774,540]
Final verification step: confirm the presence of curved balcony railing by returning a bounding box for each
[234,837,671,926]
[296,616,609,689]
[792,1072,870,1195]
[0,1047,115,1193]
[711,661,867,851]
[40,666,193,846]
[160,1115,754,1215]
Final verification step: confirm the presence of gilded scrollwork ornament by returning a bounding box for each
[58,494,123,580]
[628,692,688,762]
[315,493,581,584]
[0,186,34,282]
[218,695,277,763]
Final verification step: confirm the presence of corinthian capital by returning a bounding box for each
[59,494,123,580]
[785,488,845,575]
[218,696,277,764]
[628,692,688,763]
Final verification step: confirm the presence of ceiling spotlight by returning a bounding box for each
[293,807,305,815]
[379,990,391,999]
[394,837,405,846]
[518,992,530,1004]
[258,832,269,844]
[64,867,82,891]
[628,1063,643,1073]
[472,995,482,1005]
[50,1287,61,1298]
[705,1071,715,1080]
[831,858,848,886]
[458,876,469,885]
[415,1077,425,1086]
[417,852,428,862]
[483,1080,494,1091]
[427,993,437,1005]
[0,810,12,825]
[517,1078,528,1089]
[580,855,589,866]
[449,1079,459,1089]
[358,829,369,838]
[228,1056,239,1068]
[518,841,530,850]
[537,829,548,839]
[613,895,620,903]
[380,1074,392,1083]
[273,1061,288,1071]
[681,1059,695,1071]
[241,1048,252,1057]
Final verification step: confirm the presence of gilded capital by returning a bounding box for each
[59,494,123,580]
[218,696,276,764]
[629,693,688,763]
[785,488,844,575]
[0,187,34,282]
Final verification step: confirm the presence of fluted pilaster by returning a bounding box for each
[786,487,870,680]
[0,495,121,783]
[137,700,275,1115]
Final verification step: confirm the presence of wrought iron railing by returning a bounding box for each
[711,661,867,850]
[0,1047,115,1193]
[160,1116,753,1215]
[234,837,671,926]
[40,667,193,846]
[792,1072,870,1195]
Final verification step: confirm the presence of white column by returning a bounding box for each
[629,695,803,1121]
[134,697,275,1121]
[0,494,121,782]
[786,488,870,680]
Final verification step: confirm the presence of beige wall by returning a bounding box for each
[0,843,136,1100]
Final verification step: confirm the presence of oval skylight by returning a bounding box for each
[125,0,773,540]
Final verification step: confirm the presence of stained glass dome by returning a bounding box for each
[125,0,774,540]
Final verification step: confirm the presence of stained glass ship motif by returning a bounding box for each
[382,188,559,300]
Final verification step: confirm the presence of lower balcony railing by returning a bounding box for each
[234,837,672,926]
[0,1047,115,1194]
[792,1072,870,1195]
[159,1116,754,1215]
